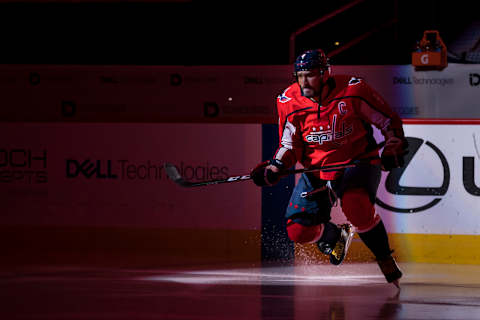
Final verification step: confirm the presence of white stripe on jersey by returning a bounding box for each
[280,120,296,150]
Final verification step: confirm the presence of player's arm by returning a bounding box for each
[352,78,408,170]
[251,95,304,186]
[272,102,304,169]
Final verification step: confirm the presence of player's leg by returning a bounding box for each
[336,164,402,285]
[341,188,402,283]
[285,173,334,244]
[285,173,351,265]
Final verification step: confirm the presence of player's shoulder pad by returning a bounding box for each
[277,83,297,104]
[331,74,364,87]
[348,76,364,86]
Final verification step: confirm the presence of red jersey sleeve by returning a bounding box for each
[349,77,405,139]
[273,87,304,169]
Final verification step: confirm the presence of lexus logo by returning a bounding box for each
[376,137,450,213]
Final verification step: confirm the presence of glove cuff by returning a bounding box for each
[269,159,285,170]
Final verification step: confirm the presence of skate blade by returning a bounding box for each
[330,225,355,266]
[344,226,354,253]
[392,279,400,289]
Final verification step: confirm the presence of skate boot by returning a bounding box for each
[328,224,354,265]
[317,223,354,265]
[377,255,402,288]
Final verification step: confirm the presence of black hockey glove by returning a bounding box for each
[250,159,284,186]
[381,136,409,171]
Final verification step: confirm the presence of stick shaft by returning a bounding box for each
[165,156,381,187]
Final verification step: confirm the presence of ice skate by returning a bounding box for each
[329,223,354,266]
[377,255,402,288]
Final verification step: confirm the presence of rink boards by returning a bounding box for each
[380,120,480,264]
[1,63,480,266]
[1,121,480,265]
[0,123,262,267]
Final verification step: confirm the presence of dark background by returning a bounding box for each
[0,0,476,65]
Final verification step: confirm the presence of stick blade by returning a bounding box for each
[164,163,194,187]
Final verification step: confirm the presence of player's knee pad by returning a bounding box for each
[286,220,324,244]
[341,188,380,233]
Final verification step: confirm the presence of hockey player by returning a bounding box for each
[251,49,407,287]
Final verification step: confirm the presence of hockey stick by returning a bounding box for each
[164,156,381,188]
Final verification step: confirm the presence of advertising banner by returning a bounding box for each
[375,121,480,235]
[2,121,479,235]
[0,65,288,123]
[1,64,479,123]
[0,123,261,230]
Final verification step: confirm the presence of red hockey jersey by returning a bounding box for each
[274,75,404,180]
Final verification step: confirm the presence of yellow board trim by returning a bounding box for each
[295,233,480,265]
